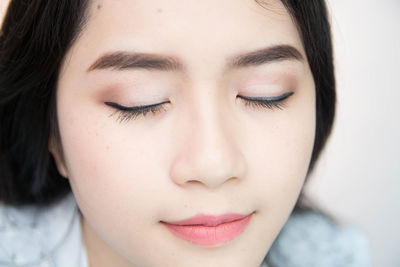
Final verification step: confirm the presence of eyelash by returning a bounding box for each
[105,101,169,123]
[105,91,294,123]
[238,91,294,110]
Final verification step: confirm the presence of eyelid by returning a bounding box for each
[238,91,294,110]
[104,101,169,111]
[105,101,169,123]
[238,91,293,102]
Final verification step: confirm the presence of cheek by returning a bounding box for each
[56,100,171,229]
[241,87,315,248]
[246,83,316,209]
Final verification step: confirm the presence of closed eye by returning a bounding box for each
[238,91,294,110]
[105,101,169,123]
[105,91,294,123]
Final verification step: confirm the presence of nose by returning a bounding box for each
[169,98,247,189]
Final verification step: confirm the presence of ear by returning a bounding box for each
[48,137,69,178]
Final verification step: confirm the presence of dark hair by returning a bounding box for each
[0,0,335,207]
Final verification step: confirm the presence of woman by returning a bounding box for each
[0,0,369,266]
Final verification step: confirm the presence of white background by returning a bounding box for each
[1,0,399,266]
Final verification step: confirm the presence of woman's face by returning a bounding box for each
[53,0,315,266]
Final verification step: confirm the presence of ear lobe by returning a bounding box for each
[48,138,69,178]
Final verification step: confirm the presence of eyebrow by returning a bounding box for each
[87,44,303,72]
[227,45,303,68]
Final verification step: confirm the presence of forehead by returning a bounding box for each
[67,0,304,73]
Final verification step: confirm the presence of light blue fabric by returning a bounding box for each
[0,194,88,267]
[265,211,371,267]
[0,193,370,267]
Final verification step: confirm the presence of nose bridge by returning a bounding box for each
[170,90,247,189]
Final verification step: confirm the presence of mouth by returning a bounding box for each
[160,212,254,246]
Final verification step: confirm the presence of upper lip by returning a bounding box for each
[161,213,253,227]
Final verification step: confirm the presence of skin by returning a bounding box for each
[51,0,316,266]
[0,1,9,26]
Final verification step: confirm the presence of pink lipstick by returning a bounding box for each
[161,213,253,246]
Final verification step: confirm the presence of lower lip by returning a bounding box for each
[162,214,253,246]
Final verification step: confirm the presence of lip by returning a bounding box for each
[161,213,254,246]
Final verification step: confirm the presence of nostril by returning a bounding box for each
[227,176,239,183]
[185,176,239,188]
[187,180,202,185]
